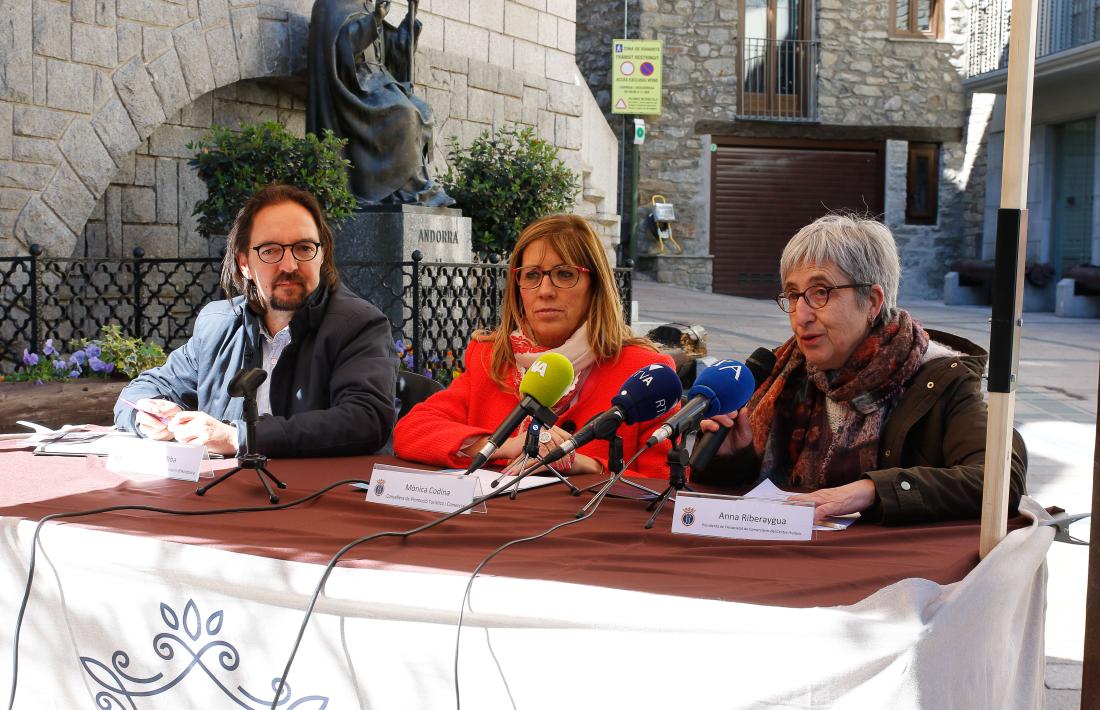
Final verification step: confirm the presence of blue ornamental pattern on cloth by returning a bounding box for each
[79,599,330,709]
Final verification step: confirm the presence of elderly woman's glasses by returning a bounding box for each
[252,241,322,264]
[513,264,591,289]
[776,283,871,313]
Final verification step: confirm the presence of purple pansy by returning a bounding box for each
[22,349,38,367]
[70,349,87,366]
[68,369,81,378]
[43,339,57,356]
[89,356,108,372]
[86,343,102,358]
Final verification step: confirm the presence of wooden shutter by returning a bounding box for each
[710,139,885,298]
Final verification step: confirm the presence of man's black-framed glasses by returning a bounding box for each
[252,241,322,264]
[775,283,872,313]
[513,264,591,289]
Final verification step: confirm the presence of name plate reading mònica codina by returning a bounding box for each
[365,464,487,514]
[671,491,815,541]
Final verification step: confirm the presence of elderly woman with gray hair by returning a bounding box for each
[699,214,1027,524]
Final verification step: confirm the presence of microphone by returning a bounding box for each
[688,347,777,471]
[644,357,757,447]
[464,352,575,474]
[539,363,682,468]
[228,368,268,397]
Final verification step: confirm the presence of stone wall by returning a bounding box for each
[79,80,305,258]
[1,0,621,259]
[575,0,972,296]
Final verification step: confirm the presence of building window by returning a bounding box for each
[892,0,942,38]
[906,142,939,225]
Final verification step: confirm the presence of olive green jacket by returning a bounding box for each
[695,330,1028,525]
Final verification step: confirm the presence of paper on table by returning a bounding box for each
[744,478,859,531]
[33,429,138,457]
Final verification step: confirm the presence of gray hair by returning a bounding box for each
[779,214,900,324]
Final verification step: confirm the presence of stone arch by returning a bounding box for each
[9,2,310,257]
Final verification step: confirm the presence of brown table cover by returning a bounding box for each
[0,444,1022,608]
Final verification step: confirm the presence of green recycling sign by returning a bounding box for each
[611,39,663,115]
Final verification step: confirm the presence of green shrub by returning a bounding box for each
[187,121,356,237]
[440,124,580,258]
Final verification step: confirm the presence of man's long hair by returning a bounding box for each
[219,184,340,312]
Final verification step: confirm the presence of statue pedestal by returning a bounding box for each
[334,205,473,328]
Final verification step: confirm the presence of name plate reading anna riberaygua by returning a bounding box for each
[671,491,815,541]
[365,464,487,515]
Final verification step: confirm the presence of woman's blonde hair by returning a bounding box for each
[482,213,652,389]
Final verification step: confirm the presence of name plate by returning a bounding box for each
[366,464,486,514]
[671,491,815,541]
[106,438,206,482]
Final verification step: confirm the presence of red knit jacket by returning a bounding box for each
[394,339,676,478]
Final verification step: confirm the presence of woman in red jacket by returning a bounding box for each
[394,213,674,478]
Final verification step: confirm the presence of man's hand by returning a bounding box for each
[169,411,238,455]
[133,398,182,441]
[697,405,752,457]
[789,479,877,522]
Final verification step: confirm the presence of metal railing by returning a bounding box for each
[737,37,819,121]
[0,247,633,382]
[968,0,1100,77]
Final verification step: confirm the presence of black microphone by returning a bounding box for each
[228,368,268,397]
[538,364,682,468]
[687,347,777,472]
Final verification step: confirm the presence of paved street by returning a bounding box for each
[633,277,1099,709]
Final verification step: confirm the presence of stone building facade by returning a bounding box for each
[0,0,620,261]
[577,0,975,300]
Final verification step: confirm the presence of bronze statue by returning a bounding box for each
[307,0,452,207]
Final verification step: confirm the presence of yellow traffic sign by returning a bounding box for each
[611,39,662,115]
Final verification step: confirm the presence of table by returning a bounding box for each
[0,446,1052,709]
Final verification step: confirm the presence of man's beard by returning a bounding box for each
[268,276,309,311]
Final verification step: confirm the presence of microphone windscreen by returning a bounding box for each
[611,363,683,424]
[688,359,756,418]
[518,352,575,407]
[746,347,777,385]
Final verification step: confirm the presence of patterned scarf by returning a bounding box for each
[749,309,929,488]
[509,323,596,414]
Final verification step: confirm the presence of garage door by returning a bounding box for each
[710,139,884,298]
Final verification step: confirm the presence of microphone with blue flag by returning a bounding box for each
[538,363,683,468]
[644,358,756,448]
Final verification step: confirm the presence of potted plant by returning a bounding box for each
[0,326,167,431]
[441,124,580,259]
[187,121,357,237]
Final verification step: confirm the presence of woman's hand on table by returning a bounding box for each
[789,479,876,522]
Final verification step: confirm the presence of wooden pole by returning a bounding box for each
[1080,360,1099,708]
[979,0,1040,558]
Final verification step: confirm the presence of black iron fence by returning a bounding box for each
[0,246,633,381]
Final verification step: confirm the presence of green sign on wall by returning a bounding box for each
[611,39,663,116]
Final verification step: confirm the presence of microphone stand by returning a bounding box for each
[575,432,626,517]
[195,390,286,503]
[506,419,582,498]
[643,433,692,529]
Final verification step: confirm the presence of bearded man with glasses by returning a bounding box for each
[697,214,1027,525]
[114,183,397,458]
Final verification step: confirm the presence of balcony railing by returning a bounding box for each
[737,37,819,121]
[968,0,1100,77]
